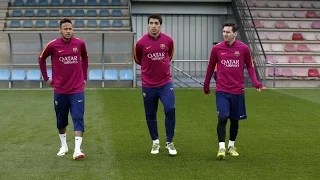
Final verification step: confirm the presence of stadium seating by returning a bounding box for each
[0,69,10,80]
[11,69,25,80]
[0,0,134,88]
[244,0,320,82]
[5,0,131,31]
[26,69,41,80]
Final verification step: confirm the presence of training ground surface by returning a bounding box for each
[0,88,319,180]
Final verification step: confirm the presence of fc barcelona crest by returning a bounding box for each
[73,47,78,53]
[160,44,166,49]
[234,51,240,57]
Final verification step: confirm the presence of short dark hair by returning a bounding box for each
[148,14,162,25]
[222,22,238,33]
[60,18,72,27]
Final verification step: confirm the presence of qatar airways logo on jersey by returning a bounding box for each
[147,52,166,61]
[221,59,240,67]
[59,56,78,64]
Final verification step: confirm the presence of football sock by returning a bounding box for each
[219,142,225,150]
[228,140,235,148]
[75,136,83,153]
[59,133,67,148]
[153,139,159,144]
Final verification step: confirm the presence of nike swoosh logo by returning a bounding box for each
[146,46,151,49]
[58,50,64,52]
[78,100,83,102]
[221,53,226,55]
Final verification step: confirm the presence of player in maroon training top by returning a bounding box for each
[38,18,88,160]
[203,22,264,160]
[134,14,177,156]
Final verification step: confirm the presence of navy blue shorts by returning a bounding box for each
[54,91,85,132]
[215,91,247,121]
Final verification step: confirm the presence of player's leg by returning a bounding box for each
[142,86,160,154]
[159,82,177,155]
[228,94,247,156]
[70,91,85,159]
[215,91,231,159]
[54,92,70,156]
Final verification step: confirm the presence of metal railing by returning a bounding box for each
[232,0,267,86]
[0,32,135,86]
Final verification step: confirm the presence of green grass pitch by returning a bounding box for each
[0,88,319,180]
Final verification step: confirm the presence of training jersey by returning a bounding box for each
[134,33,174,88]
[204,40,262,94]
[38,37,88,94]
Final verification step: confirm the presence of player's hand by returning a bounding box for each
[46,79,53,88]
[256,86,267,92]
[203,86,210,95]
[253,82,263,92]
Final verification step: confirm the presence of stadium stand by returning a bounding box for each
[237,0,320,87]
[0,0,134,88]
[5,0,131,31]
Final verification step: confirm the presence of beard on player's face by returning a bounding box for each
[61,32,72,40]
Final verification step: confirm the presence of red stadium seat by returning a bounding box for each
[306,11,317,18]
[308,69,320,77]
[302,56,314,63]
[292,33,304,40]
[297,44,309,52]
[284,44,296,52]
[288,56,300,63]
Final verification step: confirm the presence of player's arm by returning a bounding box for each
[244,47,262,89]
[203,47,218,94]
[38,41,53,81]
[134,41,142,65]
[168,38,174,61]
[81,41,89,81]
